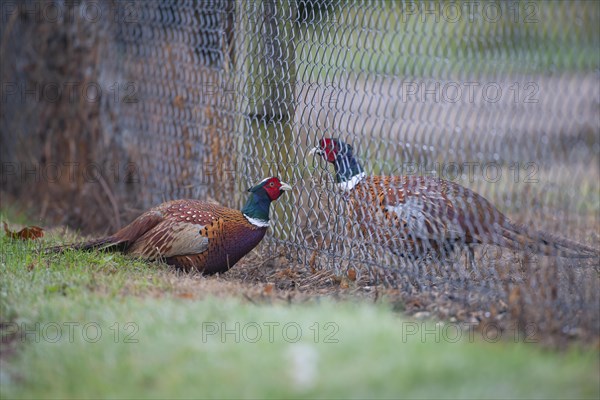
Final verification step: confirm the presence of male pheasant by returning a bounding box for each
[49,177,291,274]
[310,138,598,260]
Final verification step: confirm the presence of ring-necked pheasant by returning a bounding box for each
[310,138,598,260]
[48,177,291,274]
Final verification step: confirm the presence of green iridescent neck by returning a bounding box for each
[241,191,271,223]
[333,153,364,183]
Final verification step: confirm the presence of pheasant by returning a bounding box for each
[310,138,598,261]
[48,177,291,274]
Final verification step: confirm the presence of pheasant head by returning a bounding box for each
[310,138,365,191]
[241,177,292,227]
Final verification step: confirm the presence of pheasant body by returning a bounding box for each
[311,138,598,259]
[122,200,269,273]
[50,177,291,274]
[163,201,269,273]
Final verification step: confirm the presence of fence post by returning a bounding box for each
[236,0,298,121]
[233,1,298,174]
[233,0,298,241]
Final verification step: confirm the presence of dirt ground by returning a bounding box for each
[137,241,600,350]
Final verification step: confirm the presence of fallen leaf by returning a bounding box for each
[3,222,44,240]
[308,250,318,274]
[173,95,185,109]
[347,267,357,281]
[508,286,521,307]
[406,299,423,310]
[263,283,274,295]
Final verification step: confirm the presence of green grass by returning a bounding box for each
[1,218,599,399]
[296,1,599,80]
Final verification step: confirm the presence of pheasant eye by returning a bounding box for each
[269,182,275,187]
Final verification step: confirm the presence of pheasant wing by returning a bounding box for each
[124,199,226,260]
[360,176,468,254]
[127,219,210,259]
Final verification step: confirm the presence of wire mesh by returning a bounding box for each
[1,0,599,343]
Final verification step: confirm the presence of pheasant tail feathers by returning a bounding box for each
[499,222,598,259]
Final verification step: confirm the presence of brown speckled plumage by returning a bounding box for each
[49,177,291,274]
[312,138,598,259]
[347,175,516,256]
[122,200,269,273]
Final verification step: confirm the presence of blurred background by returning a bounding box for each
[1,1,599,343]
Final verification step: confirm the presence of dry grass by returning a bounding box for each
[196,241,600,348]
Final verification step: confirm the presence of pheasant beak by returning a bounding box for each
[309,146,324,157]
[279,182,292,192]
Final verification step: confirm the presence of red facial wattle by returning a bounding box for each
[319,138,338,163]
[261,178,278,200]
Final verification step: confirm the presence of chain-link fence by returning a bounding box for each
[2,0,599,344]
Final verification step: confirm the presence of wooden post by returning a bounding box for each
[233,0,298,241]
[236,0,298,121]
[233,0,298,185]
